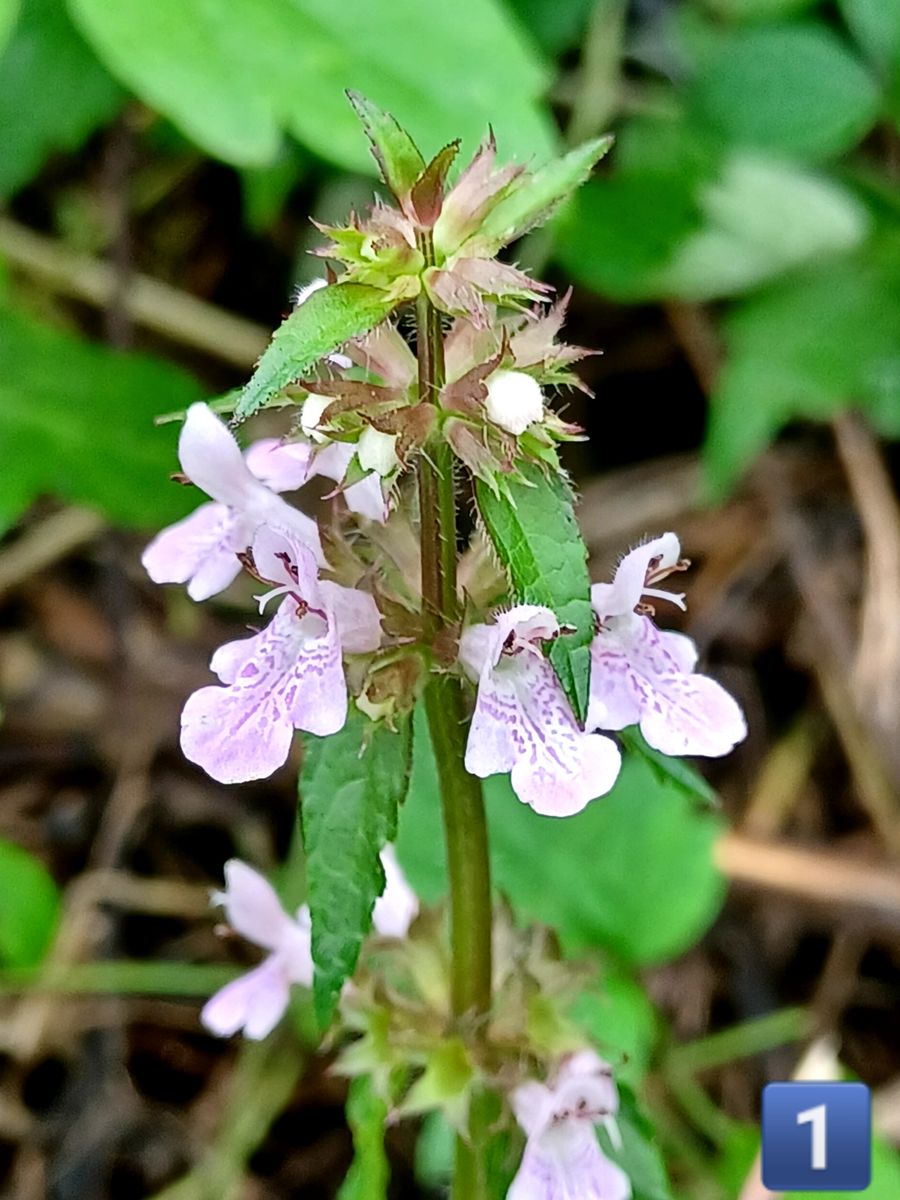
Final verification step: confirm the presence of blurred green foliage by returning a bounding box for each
[0,837,60,967]
[1,0,899,524]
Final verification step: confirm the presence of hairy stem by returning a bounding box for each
[415,244,493,1199]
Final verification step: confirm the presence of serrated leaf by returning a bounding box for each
[475,464,592,725]
[300,707,413,1027]
[0,839,60,967]
[347,90,425,199]
[233,283,398,422]
[0,305,202,532]
[0,0,122,198]
[464,134,614,255]
[337,1076,390,1200]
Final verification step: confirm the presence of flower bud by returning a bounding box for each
[301,394,330,442]
[358,427,399,476]
[484,369,543,436]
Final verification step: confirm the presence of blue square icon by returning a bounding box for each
[762,1081,871,1191]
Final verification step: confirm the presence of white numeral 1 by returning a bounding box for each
[797,1103,828,1170]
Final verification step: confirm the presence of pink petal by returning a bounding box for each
[593,533,681,619]
[200,955,290,1040]
[459,605,558,680]
[465,647,621,817]
[344,473,389,523]
[141,502,246,601]
[313,441,354,483]
[281,906,314,987]
[178,403,259,509]
[590,616,746,757]
[372,846,418,938]
[509,1132,631,1200]
[217,860,293,952]
[180,599,347,783]
[321,582,382,653]
[244,438,314,492]
[251,525,321,595]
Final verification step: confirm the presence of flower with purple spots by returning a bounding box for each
[508,1050,631,1200]
[180,526,381,784]
[459,605,621,817]
[588,533,747,757]
[202,847,417,1040]
[142,403,323,602]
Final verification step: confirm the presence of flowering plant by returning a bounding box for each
[144,95,745,1199]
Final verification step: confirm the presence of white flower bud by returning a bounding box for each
[300,395,330,442]
[357,427,399,476]
[484,369,544,436]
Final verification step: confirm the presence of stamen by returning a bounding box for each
[643,585,686,611]
[254,584,296,614]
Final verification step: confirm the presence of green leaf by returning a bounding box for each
[233,283,398,422]
[0,305,202,532]
[700,0,818,19]
[347,90,425,199]
[599,1086,673,1200]
[336,1076,390,1200]
[68,0,282,166]
[689,22,880,162]
[397,708,726,965]
[0,0,18,55]
[705,242,900,495]
[657,154,868,301]
[466,134,614,255]
[69,0,555,171]
[0,0,122,198]
[475,465,593,725]
[0,839,60,967]
[839,0,900,73]
[556,168,702,301]
[570,967,659,1088]
[619,727,717,806]
[300,707,413,1027]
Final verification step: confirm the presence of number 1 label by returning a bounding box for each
[797,1103,827,1171]
[762,1081,871,1191]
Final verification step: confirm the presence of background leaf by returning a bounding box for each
[705,241,900,494]
[233,283,398,421]
[0,0,18,56]
[0,839,60,967]
[688,22,880,162]
[475,465,593,726]
[300,707,413,1026]
[396,708,726,965]
[68,0,555,171]
[0,0,122,198]
[0,307,202,532]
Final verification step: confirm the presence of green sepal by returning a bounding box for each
[475,464,593,725]
[233,282,398,422]
[346,90,425,201]
[463,134,615,256]
[300,706,414,1028]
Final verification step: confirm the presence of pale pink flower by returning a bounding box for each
[372,843,419,937]
[202,849,416,1040]
[509,1051,630,1200]
[142,403,322,602]
[180,526,381,783]
[588,533,747,757]
[459,606,621,817]
[201,859,313,1041]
